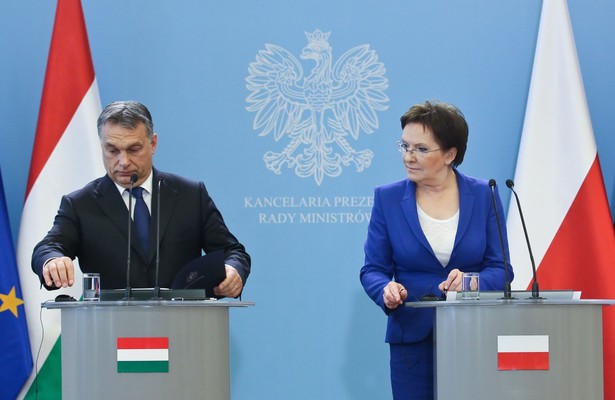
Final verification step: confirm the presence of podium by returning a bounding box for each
[43,298,253,400]
[410,292,615,400]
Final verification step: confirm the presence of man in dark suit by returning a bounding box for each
[32,101,250,298]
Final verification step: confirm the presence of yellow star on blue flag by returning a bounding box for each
[0,166,33,399]
[0,287,25,318]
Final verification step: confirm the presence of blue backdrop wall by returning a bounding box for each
[1,1,614,399]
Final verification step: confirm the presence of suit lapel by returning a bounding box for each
[453,172,474,248]
[94,175,130,237]
[448,171,474,266]
[150,170,178,260]
[94,175,149,261]
[400,180,433,254]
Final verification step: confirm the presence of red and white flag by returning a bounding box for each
[16,0,104,397]
[497,335,549,371]
[507,0,615,396]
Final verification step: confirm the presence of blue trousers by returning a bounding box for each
[389,337,434,400]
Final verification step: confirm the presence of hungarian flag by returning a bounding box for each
[0,167,33,399]
[117,337,170,373]
[507,0,615,397]
[16,0,104,397]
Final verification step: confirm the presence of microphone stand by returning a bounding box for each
[152,178,163,299]
[506,179,542,299]
[489,179,514,300]
[124,174,138,299]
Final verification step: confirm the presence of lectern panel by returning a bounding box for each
[433,303,603,400]
[43,301,254,400]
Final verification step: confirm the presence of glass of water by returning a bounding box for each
[82,273,100,301]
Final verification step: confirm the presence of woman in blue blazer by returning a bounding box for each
[360,101,513,399]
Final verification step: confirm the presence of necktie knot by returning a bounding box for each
[132,186,145,200]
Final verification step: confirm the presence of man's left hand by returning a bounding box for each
[213,265,243,298]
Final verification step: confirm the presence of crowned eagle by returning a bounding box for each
[246,30,389,185]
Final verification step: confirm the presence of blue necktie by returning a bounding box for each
[132,187,150,252]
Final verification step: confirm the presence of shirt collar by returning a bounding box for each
[114,170,154,195]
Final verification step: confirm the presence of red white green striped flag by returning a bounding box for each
[117,337,170,373]
[16,0,104,397]
[497,335,549,371]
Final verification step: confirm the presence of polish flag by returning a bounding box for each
[506,0,615,396]
[16,0,104,397]
[497,335,549,371]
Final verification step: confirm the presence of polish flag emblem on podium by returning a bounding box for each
[497,335,549,371]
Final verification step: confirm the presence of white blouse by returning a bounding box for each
[417,204,459,267]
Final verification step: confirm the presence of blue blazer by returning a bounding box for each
[360,170,513,343]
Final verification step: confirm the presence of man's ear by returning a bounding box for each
[151,132,158,152]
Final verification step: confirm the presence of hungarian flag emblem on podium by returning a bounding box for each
[117,337,170,373]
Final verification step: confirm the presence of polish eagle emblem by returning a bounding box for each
[245,30,389,185]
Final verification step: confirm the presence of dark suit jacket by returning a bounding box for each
[32,168,250,290]
[360,170,513,343]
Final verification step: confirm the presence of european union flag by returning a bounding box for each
[0,167,33,399]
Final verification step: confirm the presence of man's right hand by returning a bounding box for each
[43,256,75,288]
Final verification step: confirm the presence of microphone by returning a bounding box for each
[506,179,542,299]
[124,173,138,299]
[488,179,513,299]
[152,177,163,299]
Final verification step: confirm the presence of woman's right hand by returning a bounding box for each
[383,281,408,310]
